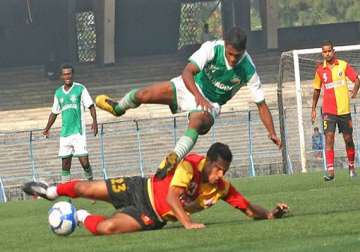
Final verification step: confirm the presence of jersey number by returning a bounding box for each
[110,178,127,193]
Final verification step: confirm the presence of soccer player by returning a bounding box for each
[96,27,281,178]
[22,142,288,235]
[43,64,98,182]
[311,40,360,181]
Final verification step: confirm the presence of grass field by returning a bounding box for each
[1,170,360,252]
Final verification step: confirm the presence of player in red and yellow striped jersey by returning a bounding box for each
[311,40,360,181]
[22,142,288,235]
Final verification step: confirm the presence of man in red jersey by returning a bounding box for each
[23,142,288,235]
[311,40,360,181]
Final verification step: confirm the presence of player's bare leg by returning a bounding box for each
[343,132,357,177]
[77,211,142,235]
[155,111,214,178]
[324,132,335,181]
[61,157,72,182]
[95,81,174,116]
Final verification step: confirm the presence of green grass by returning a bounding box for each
[2,170,360,252]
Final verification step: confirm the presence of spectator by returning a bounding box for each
[312,127,323,160]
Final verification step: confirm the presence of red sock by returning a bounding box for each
[84,215,106,235]
[325,150,334,172]
[56,180,80,198]
[346,147,355,170]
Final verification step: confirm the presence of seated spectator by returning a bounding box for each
[312,127,323,159]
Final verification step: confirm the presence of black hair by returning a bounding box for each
[224,27,247,50]
[206,142,233,163]
[321,40,334,49]
[60,63,75,74]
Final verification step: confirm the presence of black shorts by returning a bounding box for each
[322,113,353,134]
[105,176,166,230]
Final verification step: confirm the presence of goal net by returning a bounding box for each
[278,44,360,173]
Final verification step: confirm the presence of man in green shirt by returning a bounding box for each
[44,64,98,182]
[96,27,281,178]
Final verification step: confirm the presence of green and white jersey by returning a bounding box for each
[189,40,264,105]
[52,82,93,137]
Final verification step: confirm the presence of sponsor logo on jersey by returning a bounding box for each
[62,104,78,111]
[214,82,233,91]
[324,80,346,89]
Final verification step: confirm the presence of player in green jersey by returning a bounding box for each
[44,64,98,182]
[96,27,281,178]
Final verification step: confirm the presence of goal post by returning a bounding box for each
[278,44,360,173]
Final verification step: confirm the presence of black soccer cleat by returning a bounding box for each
[22,181,54,201]
[323,174,335,182]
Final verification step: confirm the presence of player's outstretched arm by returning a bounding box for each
[166,185,205,229]
[256,101,282,149]
[244,202,288,220]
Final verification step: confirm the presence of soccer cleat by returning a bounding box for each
[155,152,178,179]
[22,181,55,201]
[350,170,357,178]
[95,95,124,117]
[323,174,335,182]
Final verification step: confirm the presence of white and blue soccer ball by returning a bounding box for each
[48,201,77,236]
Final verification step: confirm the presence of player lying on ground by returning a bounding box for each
[23,142,288,235]
[95,27,281,179]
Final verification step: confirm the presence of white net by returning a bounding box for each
[279,45,360,172]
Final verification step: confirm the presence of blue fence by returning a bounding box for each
[2,105,360,201]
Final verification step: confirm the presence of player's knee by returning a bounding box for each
[96,221,118,235]
[74,182,92,197]
[136,88,151,103]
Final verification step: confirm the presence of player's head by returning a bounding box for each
[321,40,335,63]
[204,142,232,184]
[60,63,74,85]
[224,27,247,67]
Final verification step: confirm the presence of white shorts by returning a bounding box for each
[170,76,221,118]
[58,133,88,158]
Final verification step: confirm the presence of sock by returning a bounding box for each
[61,170,71,183]
[76,209,90,223]
[83,165,93,180]
[56,180,80,198]
[83,215,106,235]
[115,89,140,114]
[325,150,334,173]
[174,128,199,160]
[46,185,58,199]
[346,147,355,170]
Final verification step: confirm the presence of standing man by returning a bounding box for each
[311,40,360,181]
[96,27,281,178]
[44,64,98,182]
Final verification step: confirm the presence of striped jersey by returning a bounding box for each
[147,153,250,222]
[52,82,93,137]
[189,40,264,105]
[313,59,358,115]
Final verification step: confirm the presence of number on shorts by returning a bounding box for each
[110,178,127,193]
[323,120,328,130]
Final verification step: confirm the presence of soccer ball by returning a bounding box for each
[48,201,77,236]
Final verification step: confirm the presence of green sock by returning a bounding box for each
[115,89,140,114]
[61,170,71,183]
[174,128,199,160]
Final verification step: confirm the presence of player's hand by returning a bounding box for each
[184,222,206,230]
[269,134,282,149]
[195,94,213,113]
[350,89,357,99]
[43,129,50,138]
[311,110,316,124]
[271,203,289,219]
[92,121,98,136]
